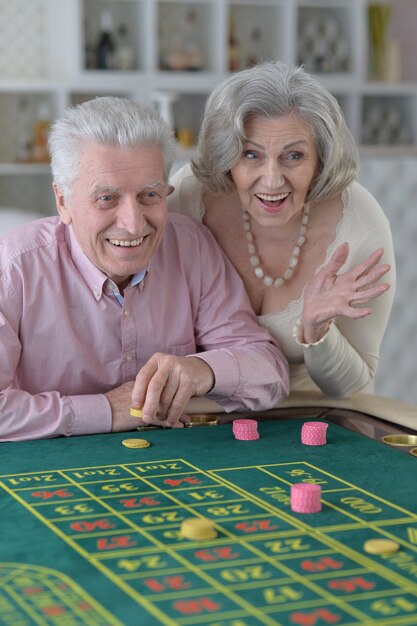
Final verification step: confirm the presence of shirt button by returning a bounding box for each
[125,353,134,362]
[123,308,130,316]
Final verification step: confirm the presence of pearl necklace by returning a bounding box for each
[242,203,310,287]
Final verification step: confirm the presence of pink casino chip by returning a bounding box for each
[233,418,259,440]
[233,419,258,428]
[291,483,322,513]
[301,421,328,446]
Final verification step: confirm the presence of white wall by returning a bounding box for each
[359,156,417,403]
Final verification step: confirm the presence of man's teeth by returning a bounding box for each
[257,193,289,201]
[109,237,144,247]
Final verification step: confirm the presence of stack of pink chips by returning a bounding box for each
[232,418,259,440]
[301,421,328,445]
[291,483,322,514]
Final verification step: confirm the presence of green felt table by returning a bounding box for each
[0,414,417,626]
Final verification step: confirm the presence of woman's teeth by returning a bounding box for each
[256,193,289,202]
[109,237,144,247]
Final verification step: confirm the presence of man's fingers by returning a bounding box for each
[133,353,175,418]
[164,382,194,426]
[144,355,195,421]
[131,357,159,409]
[179,413,191,425]
[133,354,194,424]
[132,354,214,426]
[140,414,184,428]
[140,409,190,429]
[158,374,181,417]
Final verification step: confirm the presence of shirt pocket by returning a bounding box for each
[158,338,197,356]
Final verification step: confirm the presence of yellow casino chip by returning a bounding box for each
[364,538,400,555]
[122,438,150,449]
[130,408,143,418]
[180,517,217,541]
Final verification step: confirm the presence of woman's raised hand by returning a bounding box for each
[301,243,391,344]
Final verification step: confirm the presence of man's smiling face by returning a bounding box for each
[54,142,169,290]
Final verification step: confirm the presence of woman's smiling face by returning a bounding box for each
[230,113,319,227]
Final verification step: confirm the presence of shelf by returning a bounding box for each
[358,145,417,158]
[0,0,416,214]
[0,163,51,175]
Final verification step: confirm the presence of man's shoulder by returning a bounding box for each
[167,211,200,227]
[159,213,225,268]
[167,211,213,239]
[0,216,65,271]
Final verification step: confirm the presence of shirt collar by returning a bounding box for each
[130,269,147,287]
[65,225,147,302]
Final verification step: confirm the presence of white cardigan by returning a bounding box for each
[168,163,396,398]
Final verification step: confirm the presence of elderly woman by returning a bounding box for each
[168,60,395,398]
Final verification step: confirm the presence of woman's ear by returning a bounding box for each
[53,183,72,225]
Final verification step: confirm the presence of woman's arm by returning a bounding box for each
[296,202,396,397]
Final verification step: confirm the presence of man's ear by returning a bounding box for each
[53,183,72,225]
[166,184,174,197]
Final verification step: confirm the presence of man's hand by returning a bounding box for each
[301,243,391,344]
[105,381,139,432]
[131,354,215,427]
[105,380,190,431]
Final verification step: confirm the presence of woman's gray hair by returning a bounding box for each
[192,60,358,202]
[49,96,177,197]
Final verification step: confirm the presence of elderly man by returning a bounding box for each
[0,97,289,441]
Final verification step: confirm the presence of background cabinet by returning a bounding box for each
[0,0,416,213]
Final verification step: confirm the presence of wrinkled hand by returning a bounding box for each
[131,353,215,428]
[106,381,188,432]
[106,381,142,433]
[302,243,391,344]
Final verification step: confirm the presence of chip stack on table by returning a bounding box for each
[301,421,328,445]
[180,517,218,541]
[232,418,259,441]
[290,483,322,513]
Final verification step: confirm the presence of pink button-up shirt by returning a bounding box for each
[0,214,289,440]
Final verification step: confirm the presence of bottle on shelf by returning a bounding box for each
[32,101,51,163]
[114,24,135,71]
[165,34,188,71]
[84,19,96,70]
[183,10,203,71]
[96,7,115,70]
[15,97,32,163]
